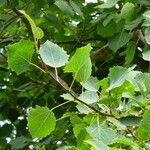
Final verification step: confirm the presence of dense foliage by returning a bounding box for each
[0,0,150,149]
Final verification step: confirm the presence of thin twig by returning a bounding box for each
[51,101,70,111]
[13,7,115,118]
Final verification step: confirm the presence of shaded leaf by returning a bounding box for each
[119,116,142,126]
[97,0,119,9]
[125,41,136,65]
[108,32,131,52]
[137,110,150,140]
[144,73,150,93]
[69,0,84,19]
[10,136,28,150]
[55,0,74,16]
[145,27,150,44]
[19,10,44,39]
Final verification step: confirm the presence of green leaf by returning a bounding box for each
[64,44,92,82]
[81,76,99,92]
[143,10,150,18]
[107,117,126,130]
[69,0,84,19]
[6,40,34,75]
[144,73,150,93]
[55,0,74,17]
[114,138,138,148]
[19,10,44,39]
[39,40,69,68]
[86,124,117,145]
[97,0,119,9]
[120,3,135,21]
[122,92,144,107]
[142,50,150,61]
[10,136,28,150]
[78,90,99,104]
[61,93,74,101]
[76,104,92,114]
[108,32,131,52]
[85,139,109,150]
[125,41,136,65]
[125,16,143,30]
[145,27,150,44]
[36,146,45,150]
[97,21,117,38]
[137,110,150,140]
[28,106,56,138]
[119,116,142,127]
[97,77,109,95]
[107,66,133,91]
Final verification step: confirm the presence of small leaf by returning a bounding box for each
[119,116,142,127]
[61,93,74,101]
[144,73,150,93]
[28,106,56,138]
[108,32,131,52]
[142,50,150,61]
[85,139,109,150]
[137,110,150,140]
[107,66,133,91]
[86,124,117,145]
[81,76,99,92]
[125,41,136,65]
[10,136,28,150]
[78,90,99,104]
[55,0,74,17]
[114,138,138,148]
[97,21,117,38]
[145,27,150,44]
[120,3,135,21]
[6,40,34,75]
[64,44,92,82]
[39,40,69,68]
[143,10,150,18]
[96,0,119,9]
[19,10,44,39]
[69,0,84,19]
[76,104,92,114]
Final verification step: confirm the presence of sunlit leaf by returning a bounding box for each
[78,90,99,104]
[28,106,56,138]
[39,40,69,68]
[120,2,135,21]
[81,76,99,92]
[64,44,92,82]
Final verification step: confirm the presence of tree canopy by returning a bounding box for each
[0,0,150,149]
